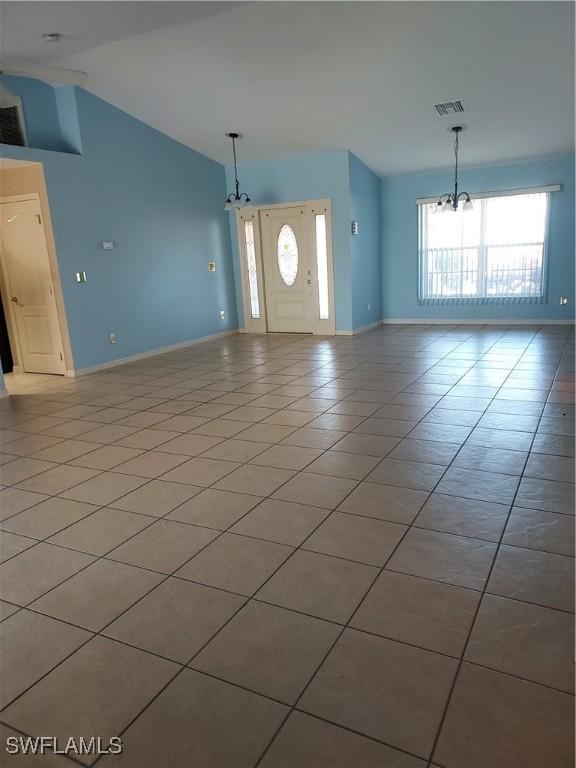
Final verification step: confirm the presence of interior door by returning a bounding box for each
[0,199,65,375]
[260,206,313,332]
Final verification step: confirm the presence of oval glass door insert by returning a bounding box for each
[277,224,299,286]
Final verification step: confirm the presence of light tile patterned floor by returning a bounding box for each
[0,324,574,767]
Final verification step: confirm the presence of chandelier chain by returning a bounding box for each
[231,135,239,198]
[436,125,471,212]
[454,129,459,200]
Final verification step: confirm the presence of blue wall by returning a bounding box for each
[381,152,575,321]
[1,75,81,154]
[1,84,237,371]
[226,150,353,332]
[349,153,382,329]
[1,76,572,383]
[54,86,83,154]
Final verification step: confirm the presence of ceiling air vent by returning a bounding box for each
[0,105,26,146]
[434,100,465,117]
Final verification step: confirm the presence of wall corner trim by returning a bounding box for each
[336,320,384,336]
[0,389,10,399]
[69,329,239,376]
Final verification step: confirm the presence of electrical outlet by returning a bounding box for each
[220,311,225,320]
[109,333,117,344]
[560,296,569,305]
[208,262,216,272]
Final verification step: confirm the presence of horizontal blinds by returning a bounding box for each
[418,191,550,305]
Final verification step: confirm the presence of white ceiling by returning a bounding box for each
[0,2,242,62]
[3,1,574,175]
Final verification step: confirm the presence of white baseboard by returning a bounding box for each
[381,318,575,326]
[71,329,239,376]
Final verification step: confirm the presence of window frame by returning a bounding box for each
[416,185,560,305]
[237,210,267,333]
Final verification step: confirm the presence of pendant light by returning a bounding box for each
[437,126,472,212]
[225,132,250,211]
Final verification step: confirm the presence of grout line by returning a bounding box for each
[0,325,573,767]
[427,327,575,766]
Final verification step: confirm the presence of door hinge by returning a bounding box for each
[59,352,63,361]
[36,214,42,225]
[49,284,53,295]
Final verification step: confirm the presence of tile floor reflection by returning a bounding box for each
[0,324,574,767]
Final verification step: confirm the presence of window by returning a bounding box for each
[315,213,329,320]
[418,191,550,303]
[243,220,260,319]
[277,224,299,286]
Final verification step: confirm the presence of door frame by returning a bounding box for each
[0,192,73,376]
[236,198,336,335]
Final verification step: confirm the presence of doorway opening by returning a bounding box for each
[236,200,335,335]
[0,159,72,379]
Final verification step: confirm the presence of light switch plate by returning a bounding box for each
[351,221,359,235]
[101,240,114,250]
[75,272,87,283]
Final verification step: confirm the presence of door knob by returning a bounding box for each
[307,279,312,285]
[11,296,22,306]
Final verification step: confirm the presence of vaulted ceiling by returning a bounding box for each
[3,1,574,175]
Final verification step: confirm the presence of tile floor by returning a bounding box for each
[0,324,574,768]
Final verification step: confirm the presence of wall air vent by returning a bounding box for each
[0,105,26,146]
[434,100,465,117]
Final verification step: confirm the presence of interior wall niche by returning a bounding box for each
[0,75,82,155]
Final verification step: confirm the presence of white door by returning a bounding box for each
[0,199,66,374]
[260,206,313,332]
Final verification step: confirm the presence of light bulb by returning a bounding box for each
[463,198,473,211]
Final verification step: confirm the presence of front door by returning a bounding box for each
[260,206,313,332]
[0,199,66,375]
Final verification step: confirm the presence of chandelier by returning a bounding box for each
[225,132,250,211]
[437,126,472,212]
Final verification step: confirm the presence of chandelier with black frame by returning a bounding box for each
[224,132,251,211]
[437,125,473,213]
